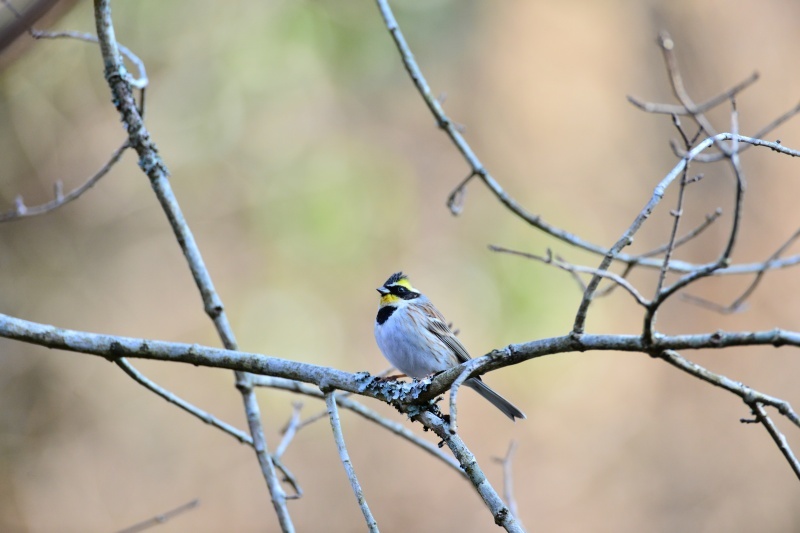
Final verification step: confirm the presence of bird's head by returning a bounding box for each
[376,272,421,307]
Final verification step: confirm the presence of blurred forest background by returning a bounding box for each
[1,1,800,531]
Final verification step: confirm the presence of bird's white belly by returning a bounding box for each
[375,314,446,378]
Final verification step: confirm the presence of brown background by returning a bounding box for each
[1,1,799,531]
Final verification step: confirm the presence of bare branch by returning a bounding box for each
[639,208,722,258]
[657,31,730,157]
[91,1,292,528]
[275,402,304,459]
[672,101,800,163]
[627,71,759,115]
[493,441,520,521]
[652,105,746,311]
[446,171,476,215]
[373,0,647,266]
[749,403,800,482]
[594,262,634,299]
[657,349,800,477]
[287,367,395,432]
[271,457,303,501]
[448,357,484,435]
[5,310,800,422]
[115,499,200,533]
[0,140,129,223]
[657,350,799,429]
[116,358,253,446]
[252,375,465,477]
[324,391,379,532]
[654,159,691,296]
[490,245,649,306]
[683,226,800,314]
[571,132,798,335]
[418,411,526,532]
[271,403,306,500]
[30,29,148,88]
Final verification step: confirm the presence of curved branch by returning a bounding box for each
[0,140,129,223]
[418,412,526,532]
[374,0,800,288]
[30,29,148,88]
[490,245,650,307]
[91,1,291,529]
[116,358,253,445]
[627,71,759,116]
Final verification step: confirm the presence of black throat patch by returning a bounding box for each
[376,305,397,325]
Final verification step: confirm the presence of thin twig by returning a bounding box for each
[270,403,305,499]
[672,101,800,163]
[324,391,379,532]
[627,71,759,115]
[654,162,690,297]
[493,441,520,521]
[0,140,129,223]
[275,402,304,458]
[639,208,722,258]
[272,457,303,500]
[654,103,746,308]
[749,403,800,481]
[657,31,730,158]
[658,349,800,478]
[490,245,650,306]
[657,350,799,428]
[683,226,800,314]
[594,263,633,299]
[115,499,200,533]
[448,358,483,435]
[30,29,148,88]
[116,359,253,445]
[447,171,476,215]
[645,109,700,339]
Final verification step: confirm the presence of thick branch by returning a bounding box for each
[4,312,799,429]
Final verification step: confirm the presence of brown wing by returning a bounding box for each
[419,301,472,364]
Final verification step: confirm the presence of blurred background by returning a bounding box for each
[1,0,800,531]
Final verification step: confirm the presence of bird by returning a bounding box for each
[374,272,525,421]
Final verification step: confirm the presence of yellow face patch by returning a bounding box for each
[380,293,401,306]
[378,277,418,306]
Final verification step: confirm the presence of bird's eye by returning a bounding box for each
[394,286,408,296]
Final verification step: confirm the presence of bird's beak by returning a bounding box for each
[376,287,389,295]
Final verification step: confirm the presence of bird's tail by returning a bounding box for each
[465,378,526,421]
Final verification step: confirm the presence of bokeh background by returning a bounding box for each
[1,1,800,531]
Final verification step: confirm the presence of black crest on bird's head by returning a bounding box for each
[384,272,407,287]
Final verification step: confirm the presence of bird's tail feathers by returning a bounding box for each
[465,378,526,421]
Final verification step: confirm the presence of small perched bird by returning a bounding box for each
[374,272,525,421]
